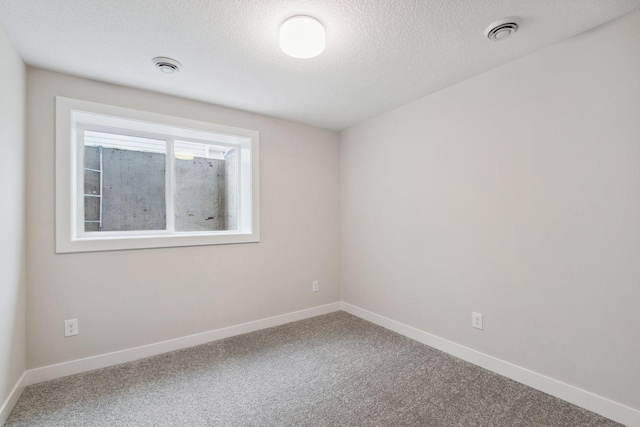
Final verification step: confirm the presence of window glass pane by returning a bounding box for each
[84,196,100,221]
[84,169,100,196]
[84,222,100,232]
[83,131,167,232]
[174,141,238,232]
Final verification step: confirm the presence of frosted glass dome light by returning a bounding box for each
[280,16,325,59]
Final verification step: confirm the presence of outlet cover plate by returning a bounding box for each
[472,312,483,330]
[65,319,78,337]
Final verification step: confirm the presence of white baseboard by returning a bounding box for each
[0,371,27,426]
[341,302,640,427]
[26,302,341,387]
[13,301,639,426]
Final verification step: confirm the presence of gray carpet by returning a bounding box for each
[6,311,620,426]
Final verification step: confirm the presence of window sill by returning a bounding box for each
[57,231,260,253]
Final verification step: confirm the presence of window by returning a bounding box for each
[56,97,259,253]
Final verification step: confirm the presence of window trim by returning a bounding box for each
[55,96,260,253]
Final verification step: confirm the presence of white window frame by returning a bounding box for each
[55,97,260,253]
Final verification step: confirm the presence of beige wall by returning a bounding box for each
[340,11,640,410]
[26,69,340,368]
[0,27,26,409]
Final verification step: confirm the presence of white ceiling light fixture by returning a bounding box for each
[485,17,521,41]
[280,15,326,59]
[152,57,182,74]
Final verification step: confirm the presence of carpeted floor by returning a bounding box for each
[6,311,620,426]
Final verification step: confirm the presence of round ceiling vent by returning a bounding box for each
[485,18,521,41]
[152,57,182,74]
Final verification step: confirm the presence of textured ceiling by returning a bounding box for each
[1,0,640,130]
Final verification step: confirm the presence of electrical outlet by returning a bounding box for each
[312,281,319,292]
[472,312,483,330]
[65,319,78,337]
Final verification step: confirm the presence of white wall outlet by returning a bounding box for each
[312,280,319,292]
[472,312,483,330]
[65,319,78,337]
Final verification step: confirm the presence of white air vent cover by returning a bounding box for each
[152,57,181,74]
[485,18,521,41]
